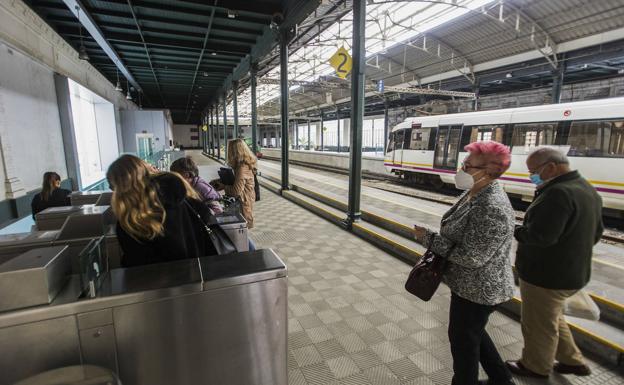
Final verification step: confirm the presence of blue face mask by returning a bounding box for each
[529,173,544,186]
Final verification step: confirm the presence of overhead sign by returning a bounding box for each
[202,125,208,131]
[377,79,384,93]
[329,47,352,79]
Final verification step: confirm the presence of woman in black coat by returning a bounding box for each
[107,155,216,267]
[31,172,71,218]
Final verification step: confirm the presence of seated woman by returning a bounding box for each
[170,156,223,214]
[107,154,216,267]
[31,172,71,218]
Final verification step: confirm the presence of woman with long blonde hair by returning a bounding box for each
[212,139,257,229]
[107,154,215,267]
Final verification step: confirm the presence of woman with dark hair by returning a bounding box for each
[31,172,71,218]
[170,156,222,214]
[107,154,216,267]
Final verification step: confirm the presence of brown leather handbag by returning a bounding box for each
[405,249,447,301]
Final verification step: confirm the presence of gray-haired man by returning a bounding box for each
[506,147,603,378]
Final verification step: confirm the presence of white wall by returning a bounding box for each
[172,124,200,148]
[0,41,67,199]
[121,110,171,154]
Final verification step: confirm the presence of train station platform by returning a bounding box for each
[193,152,624,385]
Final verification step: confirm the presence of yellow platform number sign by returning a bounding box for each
[202,125,208,131]
[329,47,352,79]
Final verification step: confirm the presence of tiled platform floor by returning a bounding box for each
[190,151,623,384]
[250,187,624,385]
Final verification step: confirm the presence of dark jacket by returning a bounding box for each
[515,171,603,290]
[31,188,71,218]
[116,173,217,268]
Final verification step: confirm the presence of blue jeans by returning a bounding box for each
[248,238,256,251]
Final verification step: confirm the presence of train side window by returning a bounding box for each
[568,120,624,157]
[511,122,557,154]
[466,125,505,144]
[409,128,430,150]
[403,128,413,149]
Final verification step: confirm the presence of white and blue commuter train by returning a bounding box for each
[384,97,624,213]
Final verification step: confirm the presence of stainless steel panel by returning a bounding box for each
[0,316,81,385]
[0,246,70,312]
[221,225,249,252]
[70,191,105,206]
[114,277,288,385]
[79,325,119,374]
[77,309,113,330]
[199,249,287,290]
[56,210,112,241]
[36,206,82,231]
[12,365,120,385]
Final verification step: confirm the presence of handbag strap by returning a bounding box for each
[184,200,214,236]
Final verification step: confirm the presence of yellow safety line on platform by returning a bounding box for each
[590,294,624,314]
[509,297,624,353]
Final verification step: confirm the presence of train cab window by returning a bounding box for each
[409,128,430,150]
[567,120,624,157]
[394,130,405,150]
[386,132,395,153]
[511,122,557,154]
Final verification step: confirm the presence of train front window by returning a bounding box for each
[511,122,557,153]
[568,120,624,157]
[386,132,395,153]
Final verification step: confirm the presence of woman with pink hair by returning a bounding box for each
[413,140,516,385]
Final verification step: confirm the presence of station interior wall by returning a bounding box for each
[172,124,200,148]
[0,41,68,199]
[120,110,173,154]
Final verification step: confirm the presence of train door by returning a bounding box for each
[433,125,463,170]
[392,129,405,164]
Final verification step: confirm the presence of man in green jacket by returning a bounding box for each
[506,147,603,379]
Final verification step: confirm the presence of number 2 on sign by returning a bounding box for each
[337,53,348,75]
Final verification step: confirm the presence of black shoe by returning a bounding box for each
[505,360,549,379]
[478,380,516,385]
[553,362,591,376]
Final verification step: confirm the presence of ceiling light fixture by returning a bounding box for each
[126,79,132,100]
[211,52,217,56]
[505,72,513,78]
[114,70,123,91]
[227,9,236,18]
[75,6,90,61]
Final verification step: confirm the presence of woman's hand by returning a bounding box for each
[413,225,428,244]
[210,180,224,191]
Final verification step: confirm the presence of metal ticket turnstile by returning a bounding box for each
[35,205,114,231]
[0,213,121,271]
[0,249,287,385]
[70,191,112,206]
[213,212,249,252]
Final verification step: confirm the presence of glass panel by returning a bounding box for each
[434,128,448,167]
[409,126,430,150]
[511,122,558,154]
[386,132,395,153]
[394,130,405,150]
[446,127,462,168]
[467,125,505,144]
[568,120,624,157]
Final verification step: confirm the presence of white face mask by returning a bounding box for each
[455,169,489,191]
[454,169,475,190]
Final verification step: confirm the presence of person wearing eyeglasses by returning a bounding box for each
[413,141,515,385]
[506,147,603,379]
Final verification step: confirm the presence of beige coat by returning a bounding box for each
[224,163,256,228]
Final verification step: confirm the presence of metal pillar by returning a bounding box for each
[472,78,480,111]
[210,108,214,155]
[551,55,565,104]
[383,102,389,155]
[251,63,258,154]
[280,29,290,190]
[223,93,228,161]
[320,113,324,151]
[307,119,311,150]
[295,121,299,150]
[216,103,221,159]
[233,81,239,139]
[336,109,341,153]
[346,0,366,225]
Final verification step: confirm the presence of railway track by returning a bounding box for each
[260,156,624,244]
